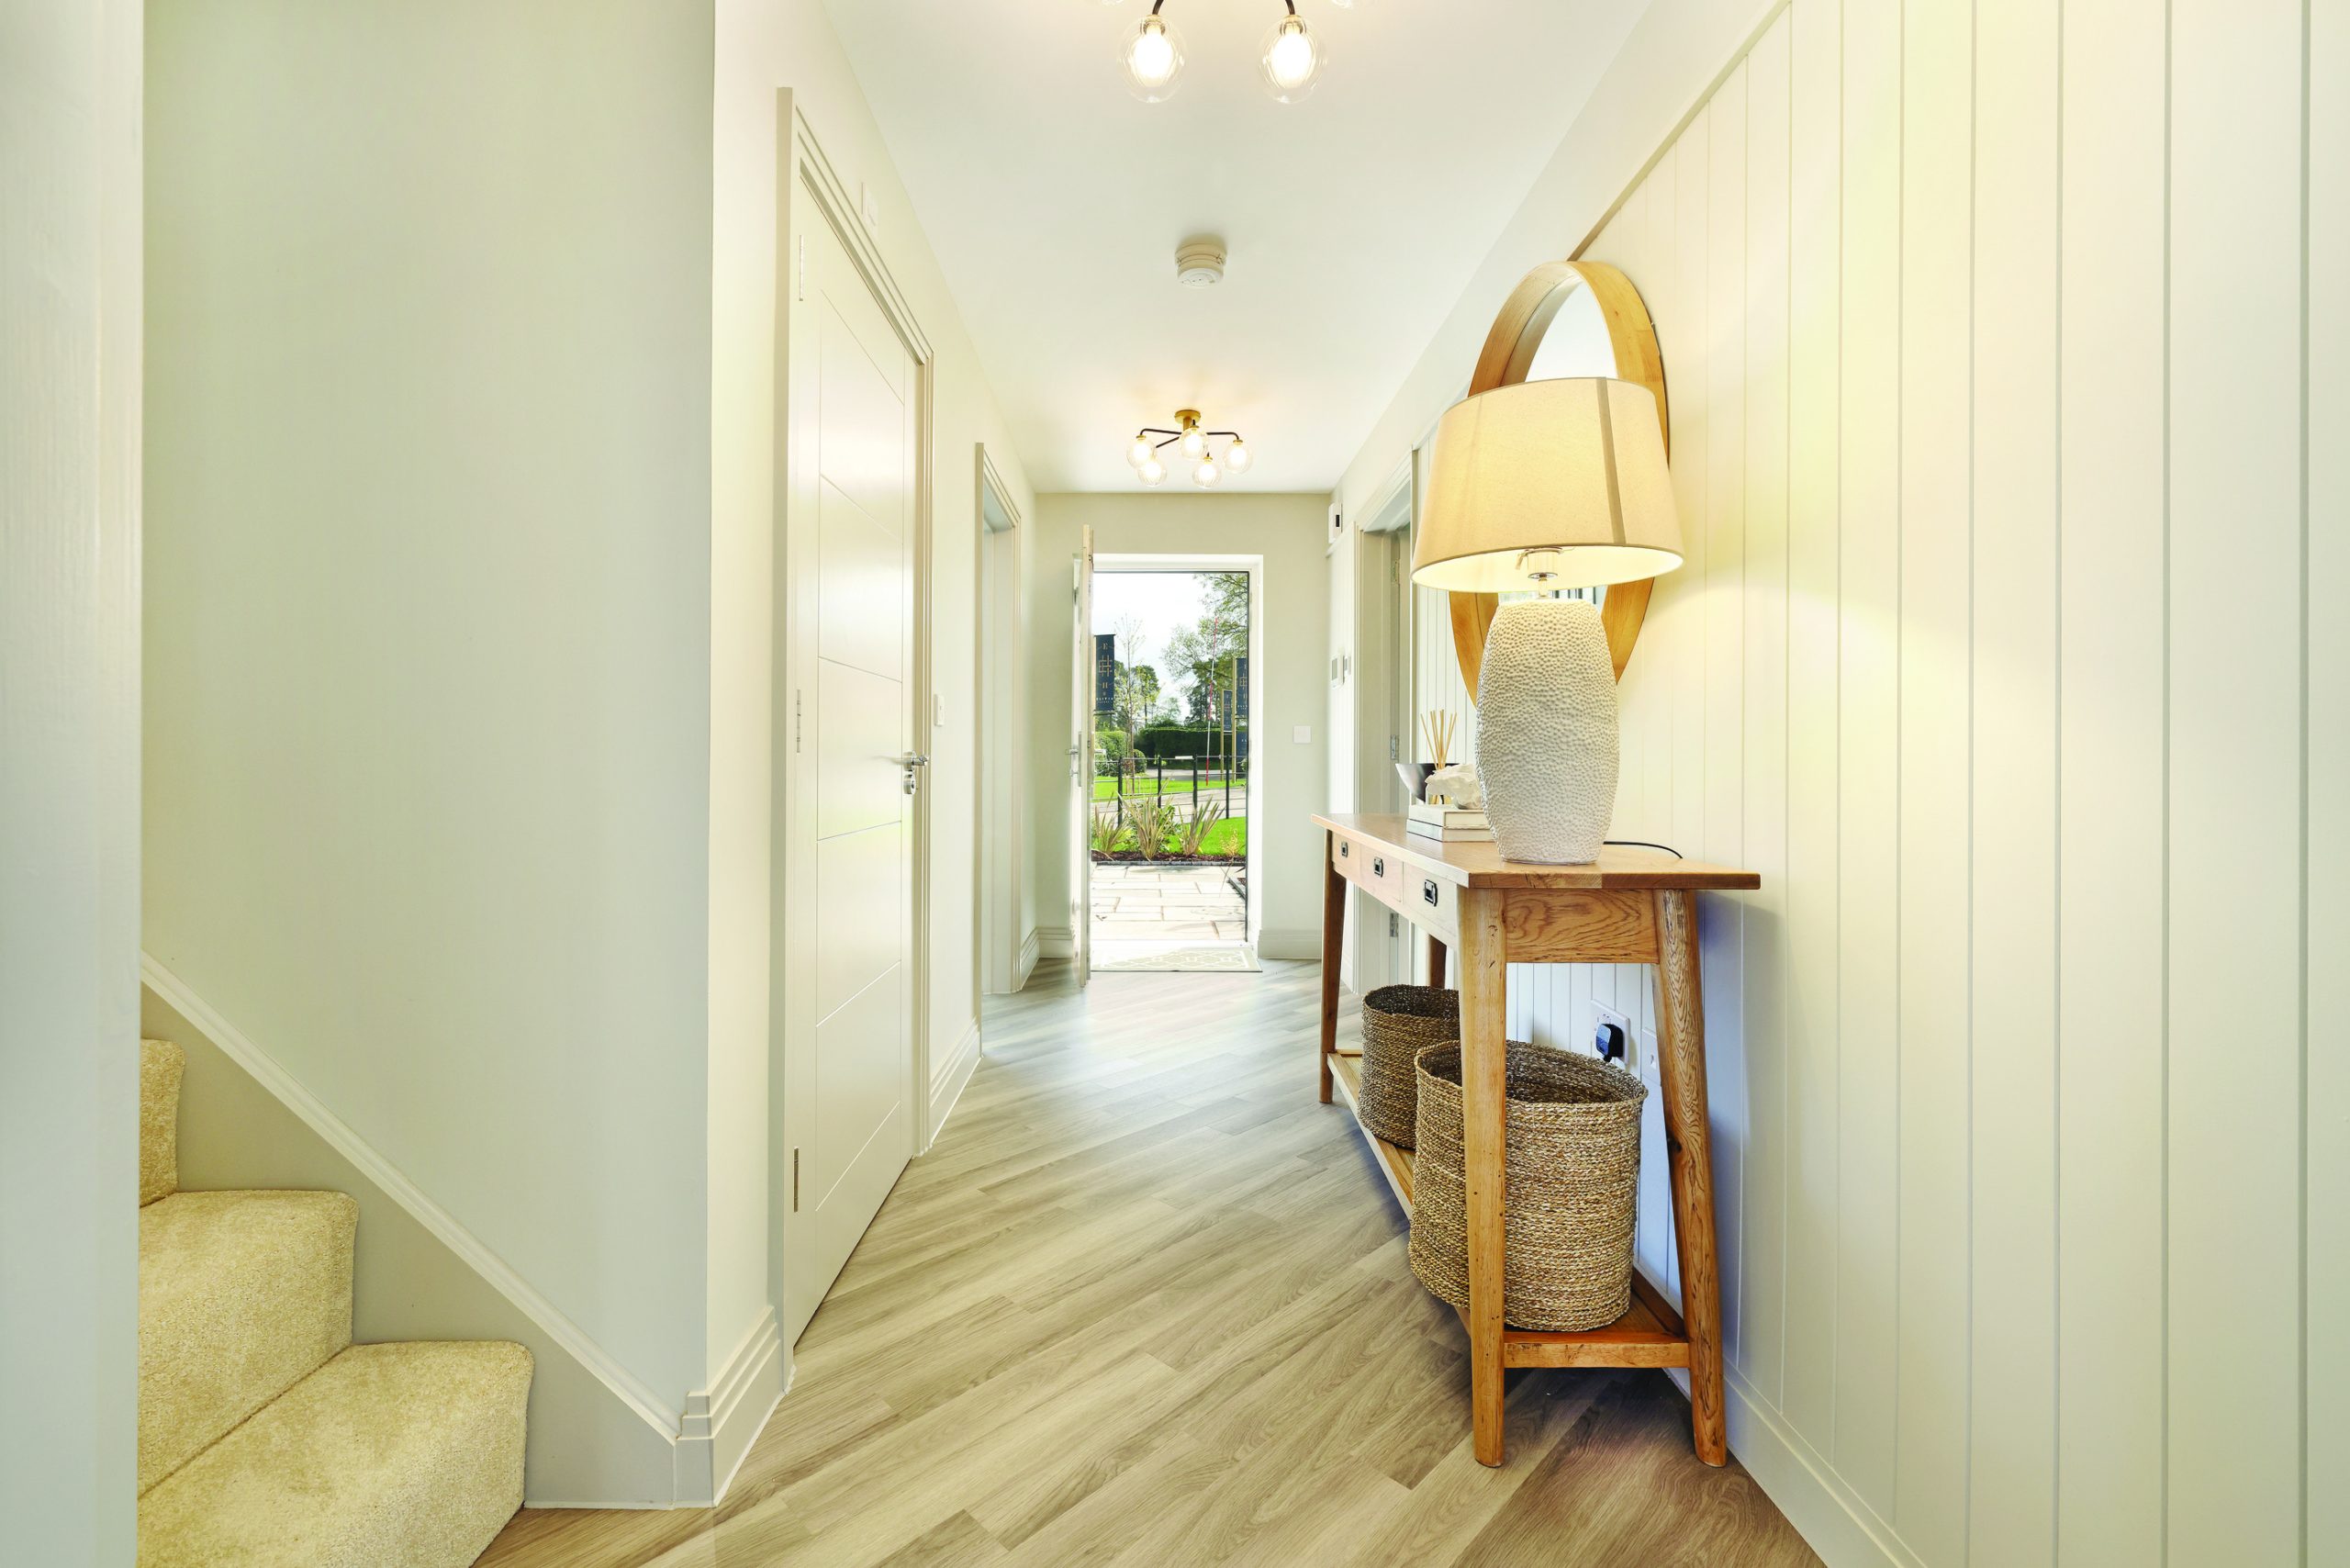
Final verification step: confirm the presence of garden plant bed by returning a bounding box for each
[1089,816,1248,861]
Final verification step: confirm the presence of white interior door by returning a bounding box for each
[1070,527,1093,984]
[783,214,919,1341]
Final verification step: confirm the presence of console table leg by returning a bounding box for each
[1653,889,1728,1466]
[1318,834,1344,1103]
[1458,886,1510,1466]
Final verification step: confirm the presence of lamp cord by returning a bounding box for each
[1605,839,1683,859]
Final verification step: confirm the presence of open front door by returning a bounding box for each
[1070,527,1093,984]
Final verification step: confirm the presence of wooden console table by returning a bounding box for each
[1313,812,1759,1468]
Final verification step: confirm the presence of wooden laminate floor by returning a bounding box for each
[479,961,1818,1568]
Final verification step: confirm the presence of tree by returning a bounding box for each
[1161,574,1248,774]
[1109,659,1161,737]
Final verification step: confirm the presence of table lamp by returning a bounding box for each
[1412,376,1683,863]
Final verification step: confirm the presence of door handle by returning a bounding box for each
[900,752,929,796]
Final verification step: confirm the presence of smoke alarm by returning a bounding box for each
[1175,237,1226,288]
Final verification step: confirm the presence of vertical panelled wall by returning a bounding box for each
[1405,4,2338,1562]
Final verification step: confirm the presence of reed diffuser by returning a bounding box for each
[1420,709,1483,810]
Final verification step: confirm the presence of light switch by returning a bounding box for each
[934,694,946,728]
[1292,725,1312,744]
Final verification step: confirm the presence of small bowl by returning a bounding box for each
[1396,761,1436,801]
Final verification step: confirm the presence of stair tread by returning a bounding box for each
[140,1189,356,1494]
[140,1339,532,1568]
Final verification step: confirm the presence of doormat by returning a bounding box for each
[1091,946,1262,974]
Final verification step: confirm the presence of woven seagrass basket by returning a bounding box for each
[1356,984,1459,1149]
[1407,1040,1647,1332]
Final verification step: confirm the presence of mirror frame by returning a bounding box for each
[1444,258,1671,697]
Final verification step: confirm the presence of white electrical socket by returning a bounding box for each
[1592,1001,1632,1065]
[1639,1032,1662,1092]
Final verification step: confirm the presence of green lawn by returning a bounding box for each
[1192,817,1248,857]
[1091,773,1244,801]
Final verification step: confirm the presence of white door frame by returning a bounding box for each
[1351,461,1416,992]
[1085,553,1265,950]
[975,447,1024,995]
[773,101,937,1333]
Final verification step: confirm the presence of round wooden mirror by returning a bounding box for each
[1443,259,1670,697]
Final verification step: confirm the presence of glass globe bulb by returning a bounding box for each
[1126,436,1156,469]
[1179,427,1207,460]
[1192,457,1223,488]
[1220,439,1252,473]
[1136,457,1169,487]
[1120,16,1183,102]
[1260,15,1323,101]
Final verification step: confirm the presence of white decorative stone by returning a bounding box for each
[1473,598,1617,864]
[1425,763,1483,810]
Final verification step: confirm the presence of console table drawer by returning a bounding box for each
[1407,867,1458,946]
[1334,832,1460,946]
[1331,831,1397,898]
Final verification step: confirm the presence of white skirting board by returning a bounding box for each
[1255,926,1324,962]
[1035,924,1075,958]
[1015,927,1042,987]
[1658,1364,1922,1568]
[676,1310,785,1507]
[140,955,722,1506]
[927,1016,981,1149]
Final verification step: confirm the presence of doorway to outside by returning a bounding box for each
[1088,564,1257,974]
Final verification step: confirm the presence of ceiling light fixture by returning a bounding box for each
[1125,409,1251,488]
[1116,8,1185,102]
[1112,1,1336,103]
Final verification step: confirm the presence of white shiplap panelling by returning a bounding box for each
[2165,0,2307,1562]
[2053,3,2168,1560]
[1382,2,2335,1560]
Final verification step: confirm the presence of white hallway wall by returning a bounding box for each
[1026,493,1332,960]
[146,0,1038,1503]
[1335,0,2344,1563]
[145,0,721,1433]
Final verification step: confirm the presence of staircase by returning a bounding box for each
[137,1039,532,1567]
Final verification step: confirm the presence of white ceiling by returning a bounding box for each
[822,0,1646,494]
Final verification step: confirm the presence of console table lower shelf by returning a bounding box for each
[1313,812,1761,1468]
[1326,1054,1693,1372]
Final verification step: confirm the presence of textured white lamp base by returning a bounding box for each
[1473,598,1618,864]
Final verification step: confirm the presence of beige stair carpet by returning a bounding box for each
[139,1340,532,1568]
[139,1189,356,1492]
[141,1036,185,1205]
[136,1036,531,1566]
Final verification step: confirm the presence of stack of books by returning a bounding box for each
[1405,801,1490,843]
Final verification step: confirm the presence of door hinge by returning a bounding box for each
[797,234,807,301]
[1388,911,1399,938]
[791,1147,800,1212]
[795,689,803,753]
[1389,734,1398,761]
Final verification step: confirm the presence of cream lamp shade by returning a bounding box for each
[1411,376,1682,593]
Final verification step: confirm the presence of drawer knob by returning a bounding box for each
[1371,857,1386,878]
[1424,879,1439,905]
